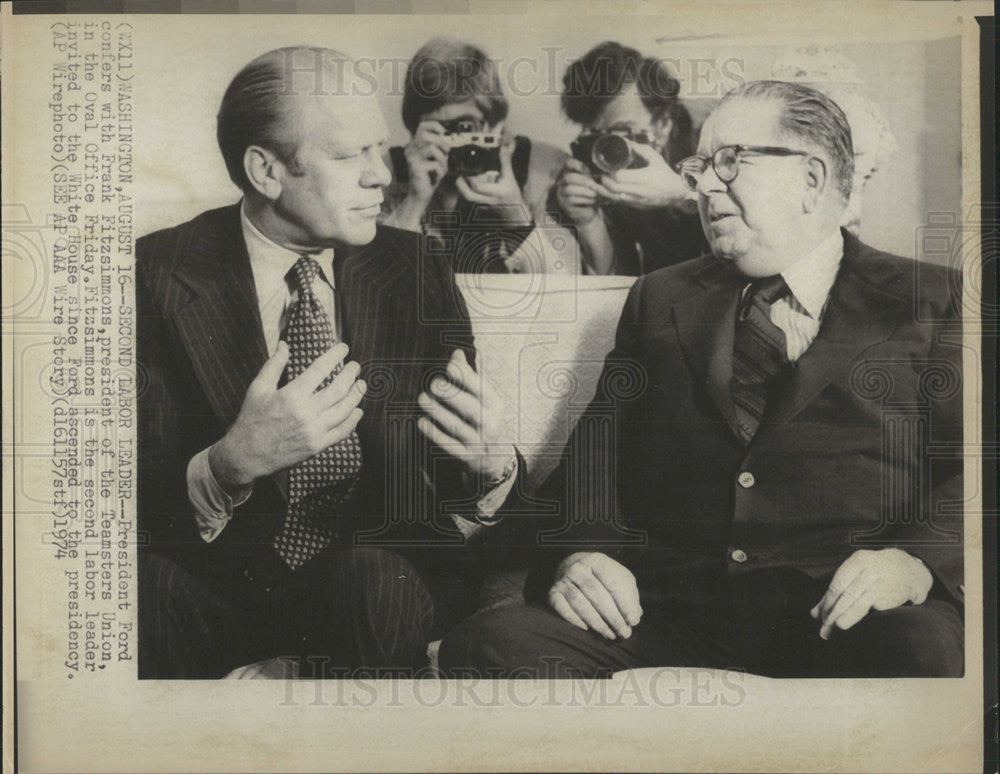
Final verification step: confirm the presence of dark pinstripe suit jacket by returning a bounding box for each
[137,203,479,591]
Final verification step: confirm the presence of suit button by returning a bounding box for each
[737,471,755,488]
[730,549,748,563]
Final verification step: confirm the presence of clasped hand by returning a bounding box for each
[543,547,932,643]
[810,548,933,639]
[548,552,642,640]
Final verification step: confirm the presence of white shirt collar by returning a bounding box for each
[240,202,336,301]
[779,228,844,319]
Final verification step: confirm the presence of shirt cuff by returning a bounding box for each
[187,446,253,543]
[472,452,519,524]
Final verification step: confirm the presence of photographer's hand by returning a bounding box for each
[553,157,617,274]
[555,158,614,226]
[455,140,532,227]
[386,121,450,232]
[404,120,450,203]
[600,144,691,210]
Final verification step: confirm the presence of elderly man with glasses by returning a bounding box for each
[440,80,964,679]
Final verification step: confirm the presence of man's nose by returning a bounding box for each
[362,152,392,188]
[696,161,726,196]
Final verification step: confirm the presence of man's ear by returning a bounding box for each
[243,145,283,201]
[802,156,828,213]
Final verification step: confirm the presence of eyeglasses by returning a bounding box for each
[675,145,810,192]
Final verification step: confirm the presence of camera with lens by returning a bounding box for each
[440,118,503,177]
[571,124,655,176]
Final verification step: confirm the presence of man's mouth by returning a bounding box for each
[353,202,383,217]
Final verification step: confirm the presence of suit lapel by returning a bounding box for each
[672,261,744,437]
[673,234,907,445]
[765,237,906,430]
[335,230,426,520]
[336,230,413,369]
[169,204,269,431]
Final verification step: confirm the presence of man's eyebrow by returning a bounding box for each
[328,143,362,156]
[318,133,362,155]
[323,136,388,156]
[357,137,388,153]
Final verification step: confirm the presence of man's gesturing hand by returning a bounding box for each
[209,341,366,492]
[810,548,933,640]
[417,349,514,481]
[548,552,642,640]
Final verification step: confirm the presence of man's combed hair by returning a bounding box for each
[401,39,508,134]
[724,80,855,200]
[217,46,347,193]
[561,41,694,164]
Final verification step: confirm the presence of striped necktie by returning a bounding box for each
[731,275,790,444]
[273,254,363,570]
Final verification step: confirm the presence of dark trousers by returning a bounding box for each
[439,568,963,678]
[138,547,434,679]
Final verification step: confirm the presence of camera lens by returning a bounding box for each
[592,134,632,174]
[450,145,490,176]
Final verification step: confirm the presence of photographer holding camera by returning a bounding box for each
[553,41,708,275]
[381,39,560,273]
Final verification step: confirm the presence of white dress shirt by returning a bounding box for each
[187,203,514,542]
[744,228,844,362]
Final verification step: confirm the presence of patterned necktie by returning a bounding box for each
[273,254,363,570]
[731,275,790,444]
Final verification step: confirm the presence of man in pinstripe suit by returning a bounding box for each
[137,47,522,678]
